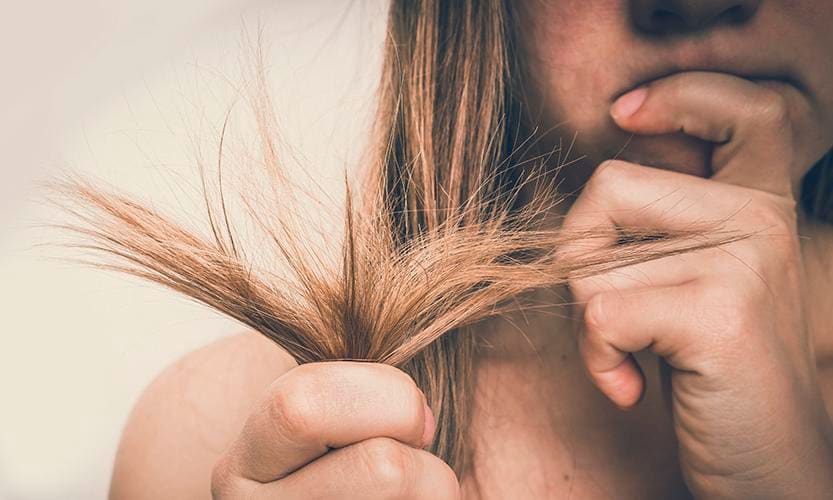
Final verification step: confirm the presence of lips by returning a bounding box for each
[607,65,799,180]
[614,66,804,102]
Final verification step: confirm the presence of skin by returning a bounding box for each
[515,0,833,192]
[465,0,833,497]
[110,1,833,498]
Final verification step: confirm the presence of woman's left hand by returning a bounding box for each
[560,71,833,499]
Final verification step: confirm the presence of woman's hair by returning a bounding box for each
[43,0,832,483]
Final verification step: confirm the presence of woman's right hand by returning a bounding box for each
[210,361,460,499]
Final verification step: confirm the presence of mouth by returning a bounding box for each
[605,59,811,180]
[614,68,805,102]
[607,68,795,180]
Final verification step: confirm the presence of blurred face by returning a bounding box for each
[515,0,833,192]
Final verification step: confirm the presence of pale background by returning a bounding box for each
[0,1,387,498]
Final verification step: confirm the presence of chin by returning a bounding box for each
[613,132,714,178]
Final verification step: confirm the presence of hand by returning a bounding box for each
[561,71,833,498]
[210,361,460,499]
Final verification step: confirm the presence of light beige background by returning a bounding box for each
[0,1,386,498]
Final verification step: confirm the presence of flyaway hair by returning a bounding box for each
[38,0,833,482]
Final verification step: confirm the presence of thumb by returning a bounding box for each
[609,70,801,198]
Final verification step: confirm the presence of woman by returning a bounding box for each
[77,0,833,498]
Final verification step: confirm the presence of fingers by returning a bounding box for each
[556,159,758,266]
[255,437,461,499]
[568,252,702,299]
[560,163,779,408]
[222,361,434,483]
[563,71,809,413]
[558,160,737,332]
[610,70,804,197]
[579,284,698,409]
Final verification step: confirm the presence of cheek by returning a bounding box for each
[529,65,600,134]
[521,35,633,182]
[519,1,629,149]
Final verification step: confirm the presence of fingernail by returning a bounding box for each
[611,86,648,120]
[421,401,436,449]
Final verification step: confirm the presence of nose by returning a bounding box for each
[629,0,761,35]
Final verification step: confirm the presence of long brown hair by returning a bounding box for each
[41,0,832,483]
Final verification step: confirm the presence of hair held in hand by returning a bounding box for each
[40,1,833,478]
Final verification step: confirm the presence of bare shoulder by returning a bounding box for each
[109,331,298,500]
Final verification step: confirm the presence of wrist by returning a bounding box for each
[754,422,833,500]
[703,420,833,500]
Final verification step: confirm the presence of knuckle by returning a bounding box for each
[375,364,427,429]
[733,198,798,266]
[210,459,231,498]
[358,437,414,496]
[744,193,794,228]
[210,455,242,499]
[588,159,630,194]
[764,204,797,237]
[569,276,596,301]
[266,375,320,443]
[421,451,462,499]
[696,285,755,343]
[375,362,421,393]
[737,207,797,272]
[583,293,610,335]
